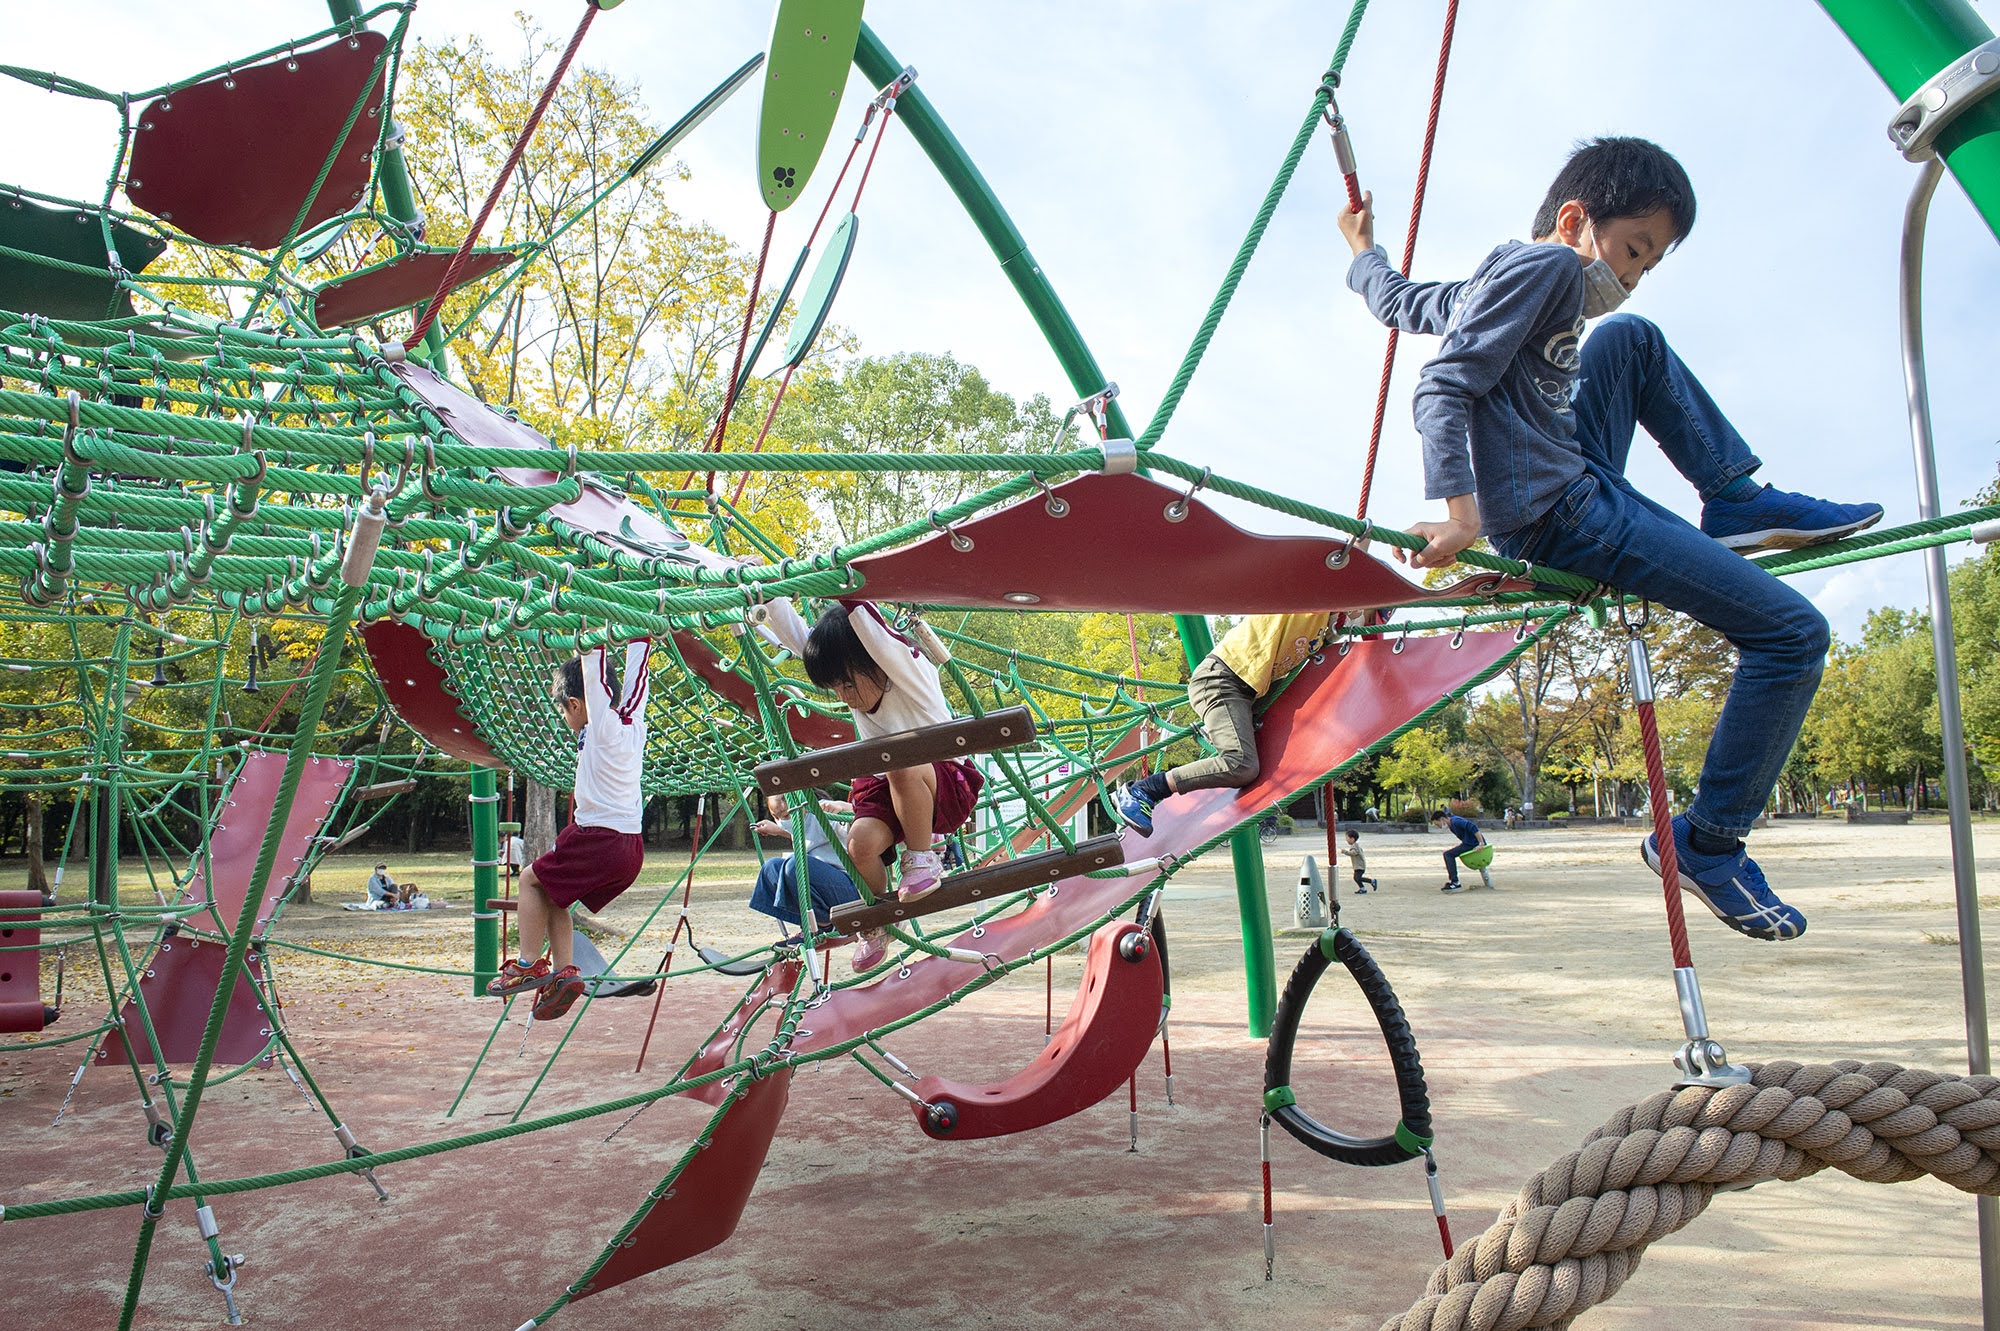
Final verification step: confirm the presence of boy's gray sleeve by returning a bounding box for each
[1345,246,1462,335]
[1411,253,1579,500]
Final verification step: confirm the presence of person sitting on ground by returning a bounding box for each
[748,793,861,941]
[365,863,418,909]
[1344,828,1380,894]
[764,598,985,974]
[1114,611,1340,836]
[1337,136,1882,941]
[486,639,651,1020]
[1430,809,1486,894]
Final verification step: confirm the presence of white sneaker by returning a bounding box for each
[899,849,944,901]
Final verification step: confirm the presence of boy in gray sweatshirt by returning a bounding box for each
[1337,137,1880,943]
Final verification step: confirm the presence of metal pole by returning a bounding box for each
[1897,152,1998,1328]
[468,766,501,994]
[1170,613,1276,1037]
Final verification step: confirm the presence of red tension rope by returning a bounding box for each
[1354,0,1462,525]
[407,3,600,346]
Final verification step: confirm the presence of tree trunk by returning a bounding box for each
[24,792,49,898]
[525,778,558,860]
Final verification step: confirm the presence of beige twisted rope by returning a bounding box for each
[1383,1060,2000,1331]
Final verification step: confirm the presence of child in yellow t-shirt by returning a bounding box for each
[1115,612,1336,836]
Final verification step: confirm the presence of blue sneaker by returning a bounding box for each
[1699,484,1883,554]
[1114,784,1157,837]
[1641,815,1806,941]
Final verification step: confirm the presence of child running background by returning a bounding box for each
[1115,612,1338,837]
[485,639,651,1020]
[1344,828,1379,894]
[1337,137,1881,941]
[765,599,983,972]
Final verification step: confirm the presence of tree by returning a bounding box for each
[743,352,1063,552]
[1376,727,1475,818]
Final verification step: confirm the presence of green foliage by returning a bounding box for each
[1376,726,1475,816]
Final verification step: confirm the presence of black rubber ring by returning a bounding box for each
[1263,927,1432,1167]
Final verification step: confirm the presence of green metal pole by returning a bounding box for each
[325,0,448,367]
[852,25,1134,440]
[1819,0,2000,241]
[1173,614,1276,1038]
[469,765,500,994]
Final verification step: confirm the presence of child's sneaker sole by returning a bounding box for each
[532,975,587,1021]
[1715,516,1881,553]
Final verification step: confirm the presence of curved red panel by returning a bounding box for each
[312,248,517,328]
[681,631,1519,1077]
[574,1069,792,1297]
[0,891,48,1034]
[99,753,351,1067]
[911,920,1162,1140]
[361,619,503,767]
[127,34,387,250]
[850,473,1533,613]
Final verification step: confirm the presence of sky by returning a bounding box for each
[6,1,1997,641]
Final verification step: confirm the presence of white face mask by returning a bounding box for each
[1580,257,1629,319]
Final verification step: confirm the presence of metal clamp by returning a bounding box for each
[1100,438,1138,474]
[1029,474,1069,518]
[1888,37,2000,161]
[927,511,973,553]
[1163,467,1210,523]
[1327,520,1373,570]
[1613,595,1650,631]
[1448,614,1468,650]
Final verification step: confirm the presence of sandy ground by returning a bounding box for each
[0,818,1994,1330]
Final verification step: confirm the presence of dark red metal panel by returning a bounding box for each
[127,34,387,250]
[312,248,516,328]
[756,630,1518,1061]
[849,473,1532,613]
[99,752,351,1068]
[360,619,503,767]
[0,891,47,1034]
[668,629,852,751]
[911,920,1162,1140]
[574,1069,792,1297]
[680,959,799,1107]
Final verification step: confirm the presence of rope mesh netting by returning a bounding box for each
[1,3,1994,1327]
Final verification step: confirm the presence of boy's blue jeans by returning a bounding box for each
[1491,315,1830,841]
[1443,836,1479,883]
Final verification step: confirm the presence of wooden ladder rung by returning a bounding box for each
[828,834,1126,936]
[751,706,1037,797]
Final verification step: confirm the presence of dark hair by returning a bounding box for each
[1431,808,1451,821]
[554,657,585,704]
[1531,136,1695,248]
[1344,829,1358,839]
[802,604,886,690]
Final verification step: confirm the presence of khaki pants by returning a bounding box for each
[1165,655,1261,793]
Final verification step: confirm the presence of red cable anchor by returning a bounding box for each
[1317,80,1363,212]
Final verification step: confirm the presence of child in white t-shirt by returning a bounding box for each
[486,639,651,1020]
[765,599,984,972]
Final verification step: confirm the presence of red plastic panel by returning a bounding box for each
[574,1068,792,1297]
[361,619,503,767]
[681,959,799,1108]
[127,34,387,250]
[0,891,47,1034]
[669,629,852,752]
[99,752,352,1068]
[911,921,1162,1140]
[850,473,1533,613]
[312,248,516,328]
[682,631,1517,1078]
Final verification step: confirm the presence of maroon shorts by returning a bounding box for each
[530,822,645,913]
[850,760,984,846]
